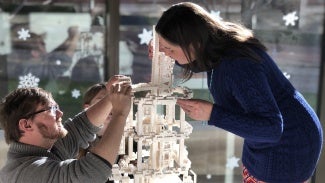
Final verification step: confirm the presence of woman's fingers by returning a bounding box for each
[177,99,212,121]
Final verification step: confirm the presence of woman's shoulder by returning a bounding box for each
[222,46,269,62]
[220,54,262,69]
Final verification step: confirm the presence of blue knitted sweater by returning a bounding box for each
[207,49,323,183]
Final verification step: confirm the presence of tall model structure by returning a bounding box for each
[110,27,196,183]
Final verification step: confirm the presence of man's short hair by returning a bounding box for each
[0,87,52,144]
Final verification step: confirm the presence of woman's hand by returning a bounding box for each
[177,99,213,121]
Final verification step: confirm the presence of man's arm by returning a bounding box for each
[87,79,132,164]
[85,75,125,127]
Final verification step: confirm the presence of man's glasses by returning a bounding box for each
[24,105,60,119]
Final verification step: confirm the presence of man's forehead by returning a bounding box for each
[41,97,56,106]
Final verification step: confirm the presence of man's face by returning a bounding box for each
[31,99,67,140]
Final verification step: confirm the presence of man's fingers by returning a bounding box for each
[110,84,119,93]
[119,84,132,94]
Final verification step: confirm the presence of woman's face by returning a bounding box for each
[158,35,194,65]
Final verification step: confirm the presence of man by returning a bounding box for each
[0,75,131,183]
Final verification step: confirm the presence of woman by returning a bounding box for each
[154,2,323,183]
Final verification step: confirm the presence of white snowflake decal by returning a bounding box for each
[226,156,240,169]
[283,11,299,26]
[138,28,152,45]
[55,60,62,65]
[210,10,223,21]
[17,28,31,40]
[18,73,40,88]
[71,89,81,99]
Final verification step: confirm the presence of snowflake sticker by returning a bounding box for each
[138,28,152,45]
[210,10,223,21]
[17,28,31,40]
[283,11,299,26]
[18,73,40,88]
[226,156,240,169]
[55,60,62,65]
[71,89,81,99]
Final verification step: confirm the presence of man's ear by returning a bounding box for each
[18,119,32,131]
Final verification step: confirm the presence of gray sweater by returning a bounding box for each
[0,112,112,183]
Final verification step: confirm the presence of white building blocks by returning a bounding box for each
[110,27,196,183]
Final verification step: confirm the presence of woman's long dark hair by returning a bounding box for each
[155,2,267,81]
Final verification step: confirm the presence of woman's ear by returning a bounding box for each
[18,119,32,132]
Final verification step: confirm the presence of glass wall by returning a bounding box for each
[0,0,324,182]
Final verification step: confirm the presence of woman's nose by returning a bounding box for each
[159,48,169,56]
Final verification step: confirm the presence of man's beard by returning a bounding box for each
[37,122,68,140]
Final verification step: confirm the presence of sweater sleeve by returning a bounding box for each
[208,59,283,143]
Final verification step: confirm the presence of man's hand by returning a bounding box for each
[106,75,131,92]
[108,81,132,117]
